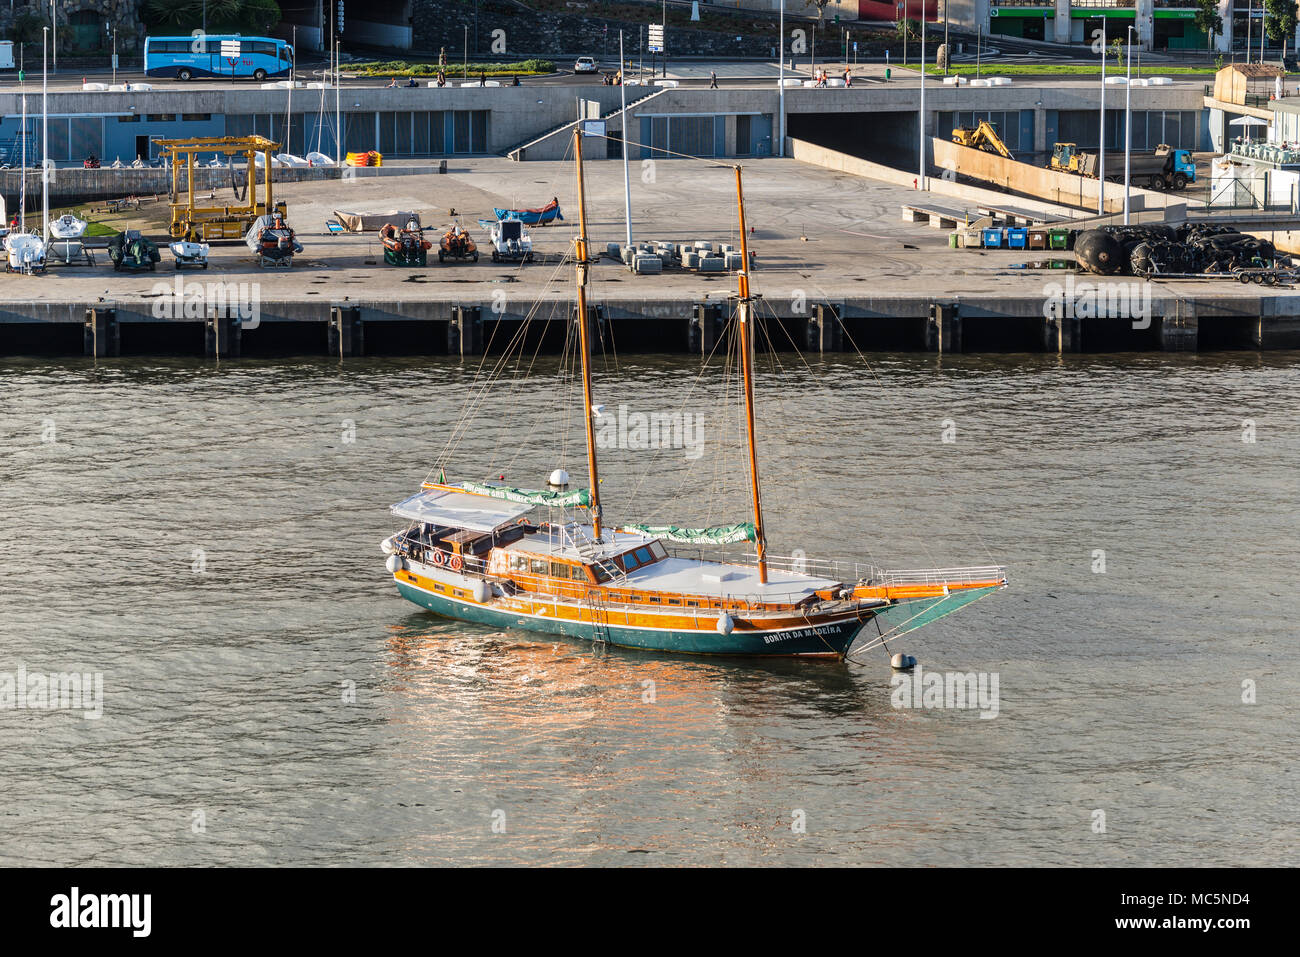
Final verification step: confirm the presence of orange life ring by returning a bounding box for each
[449,554,464,571]
[431,549,446,565]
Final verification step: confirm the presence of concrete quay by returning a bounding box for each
[3,159,1299,358]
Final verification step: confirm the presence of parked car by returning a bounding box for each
[573,56,598,74]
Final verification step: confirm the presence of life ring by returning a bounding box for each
[449,554,464,572]
[431,549,446,566]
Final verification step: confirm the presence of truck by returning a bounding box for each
[1049,142,1196,190]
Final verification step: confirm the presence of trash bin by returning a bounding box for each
[1006,227,1028,249]
[1048,228,1070,250]
[1028,229,1048,250]
[982,228,1003,248]
[885,68,891,80]
[949,231,960,249]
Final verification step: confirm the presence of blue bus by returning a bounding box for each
[144,35,293,81]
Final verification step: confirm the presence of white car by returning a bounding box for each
[574,57,598,74]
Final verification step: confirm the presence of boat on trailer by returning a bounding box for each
[382,130,1006,660]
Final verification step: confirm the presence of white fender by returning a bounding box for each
[386,554,403,573]
[472,581,491,603]
[716,612,734,635]
[380,536,396,555]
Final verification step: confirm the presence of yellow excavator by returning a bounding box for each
[951,119,1013,159]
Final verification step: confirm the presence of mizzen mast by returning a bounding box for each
[573,127,603,540]
[733,166,768,584]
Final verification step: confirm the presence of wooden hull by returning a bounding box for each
[393,569,871,658]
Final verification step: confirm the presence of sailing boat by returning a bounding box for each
[381,130,1006,659]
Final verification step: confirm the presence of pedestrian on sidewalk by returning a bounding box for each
[709,70,718,89]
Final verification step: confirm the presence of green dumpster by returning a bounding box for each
[1048,228,1070,250]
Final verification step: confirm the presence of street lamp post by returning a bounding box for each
[49,0,56,73]
[778,0,785,157]
[1124,25,1133,226]
[620,30,632,254]
[919,7,926,189]
[1099,17,1105,216]
[42,26,49,242]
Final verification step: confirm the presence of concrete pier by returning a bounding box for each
[4,159,1300,360]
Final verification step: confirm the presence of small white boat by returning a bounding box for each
[5,232,47,274]
[49,214,88,240]
[276,153,309,167]
[305,151,335,167]
[111,157,124,169]
[169,239,210,269]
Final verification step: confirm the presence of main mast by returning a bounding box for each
[734,166,768,583]
[573,128,603,540]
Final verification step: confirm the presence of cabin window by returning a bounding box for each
[592,565,612,583]
[530,559,548,575]
[622,551,641,571]
[549,561,571,578]
[647,596,660,604]
[685,600,699,607]
[649,542,667,561]
[510,555,528,571]
[434,583,444,592]
[667,598,680,605]
[635,547,654,565]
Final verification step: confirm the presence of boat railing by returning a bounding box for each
[663,546,883,585]
[662,547,1007,589]
[873,565,1008,587]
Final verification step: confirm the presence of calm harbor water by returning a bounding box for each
[1,352,1296,866]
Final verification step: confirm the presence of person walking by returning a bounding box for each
[709,70,718,89]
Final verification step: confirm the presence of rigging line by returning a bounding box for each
[498,297,574,479]
[784,252,888,392]
[620,291,738,519]
[430,136,584,476]
[485,294,572,475]
[433,250,576,470]
[580,129,739,167]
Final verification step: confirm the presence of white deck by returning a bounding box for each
[623,557,838,601]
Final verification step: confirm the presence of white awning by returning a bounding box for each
[391,487,532,533]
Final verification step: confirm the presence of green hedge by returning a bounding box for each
[350,59,556,78]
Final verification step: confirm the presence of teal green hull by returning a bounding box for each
[395,580,869,658]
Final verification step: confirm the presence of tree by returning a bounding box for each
[804,0,832,24]
[142,0,282,36]
[1192,0,1223,52]
[9,10,46,46]
[1264,0,1297,60]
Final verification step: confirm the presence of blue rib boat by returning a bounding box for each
[493,198,563,225]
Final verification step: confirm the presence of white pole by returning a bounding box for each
[778,0,785,157]
[50,0,56,73]
[20,92,26,231]
[919,7,926,188]
[335,40,342,165]
[1099,17,1106,216]
[620,30,632,253]
[42,27,48,243]
[287,26,295,155]
[1124,25,1132,226]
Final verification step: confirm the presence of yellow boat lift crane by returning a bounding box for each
[156,135,287,241]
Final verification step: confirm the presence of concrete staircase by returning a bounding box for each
[508,87,668,161]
